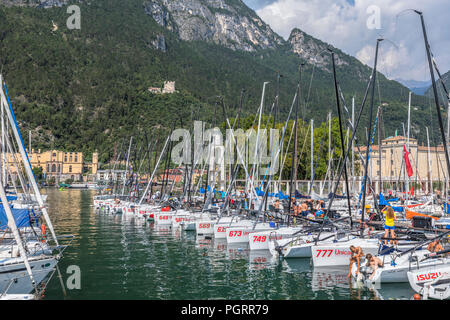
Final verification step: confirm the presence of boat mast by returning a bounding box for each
[138,134,170,205]
[310,119,313,191]
[331,51,352,221]
[0,77,59,246]
[121,136,133,196]
[328,112,332,195]
[1,99,5,187]
[361,39,382,237]
[288,65,301,220]
[378,106,382,196]
[352,97,355,195]
[406,91,411,205]
[0,180,37,292]
[416,10,450,194]
[426,127,433,198]
[314,40,381,243]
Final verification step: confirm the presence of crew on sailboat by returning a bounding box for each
[348,245,364,279]
[383,206,397,245]
[364,253,384,280]
[427,239,444,253]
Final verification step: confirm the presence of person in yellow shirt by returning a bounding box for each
[383,206,397,245]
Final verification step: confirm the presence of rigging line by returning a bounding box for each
[277,121,296,183]
[356,113,379,211]
[304,61,316,117]
[308,128,326,195]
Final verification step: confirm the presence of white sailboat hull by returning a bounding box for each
[0,256,57,295]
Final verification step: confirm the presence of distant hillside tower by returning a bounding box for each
[162,81,176,93]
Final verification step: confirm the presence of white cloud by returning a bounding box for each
[255,0,450,81]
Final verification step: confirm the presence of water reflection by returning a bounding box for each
[248,250,275,271]
[42,189,417,300]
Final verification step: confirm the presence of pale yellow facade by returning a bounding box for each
[356,136,449,190]
[7,149,98,182]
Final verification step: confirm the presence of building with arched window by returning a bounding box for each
[7,149,98,183]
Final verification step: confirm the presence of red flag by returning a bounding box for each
[403,145,413,177]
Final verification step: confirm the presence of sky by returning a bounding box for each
[243,0,450,82]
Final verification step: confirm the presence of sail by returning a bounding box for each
[0,205,31,230]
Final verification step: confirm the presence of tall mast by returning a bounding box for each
[352,97,355,194]
[311,119,314,187]
[416,11,450,190]
[1,77,59,246]
[426,127,432,197]
[121,136,133,196]
[447,97,450,199]
[288,65,301,219]
[293,65,301,200]
[138,135,170,205]
[328,112,332,194]
[406,91,411,204]
[331,51,352,221]
[1,99,5,186]
[314,40,380,243]
[361,38,382,237]
[378,106,382,195]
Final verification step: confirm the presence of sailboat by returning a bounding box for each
[0,74,72,298]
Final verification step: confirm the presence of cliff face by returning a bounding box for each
[143,0,283,52]
[0,0,71,8]
[288,28,349,72]
[0,0,368,75]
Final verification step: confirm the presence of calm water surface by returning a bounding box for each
[42,189,415,300]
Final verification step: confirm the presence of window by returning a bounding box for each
[64,155,67,162]
[69,165,72,173]
[52,152,56,157]
[52,164,56,172]
[69,156,73,162]
[75,155,78,162]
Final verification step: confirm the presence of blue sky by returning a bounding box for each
[242,0,449,81]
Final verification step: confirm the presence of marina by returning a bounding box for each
[42,188,416,300]
[0,0,448,304]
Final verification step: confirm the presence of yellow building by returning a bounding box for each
[7,149,98,182]
[356,135,448,193]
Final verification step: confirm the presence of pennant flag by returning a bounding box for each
[403,145,413,177]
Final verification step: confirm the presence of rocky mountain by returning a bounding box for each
[288,28,348,71]
[0,0,436,161]
[143,0,283,52]
[0,0,72,8]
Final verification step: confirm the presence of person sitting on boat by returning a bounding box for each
[290,198,297,215]
[427,239,444,253]
[298,202,308,217]
[435,190,442,205]
[348,245,364,278]
[365,253,383,280]
[307,199,314,211]
[382,206,397,246]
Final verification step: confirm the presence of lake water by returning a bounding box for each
[42,188,415,300]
